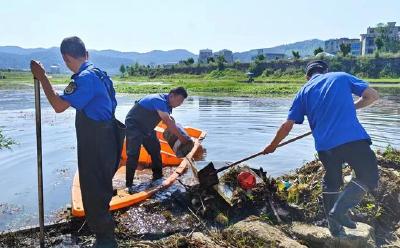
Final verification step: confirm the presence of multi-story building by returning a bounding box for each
[350,42,361,55]
[253,49,285,60]
[360,22,400,55]
[214,49,234,64]
[324,38,361,56]
[49,64,60,74]
[198,49,213,63]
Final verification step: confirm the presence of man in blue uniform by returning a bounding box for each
[125,87,192,194]
[31,36,119,247]
[262,60,379,236]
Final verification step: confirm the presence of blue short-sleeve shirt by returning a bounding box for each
[288,72,370,151]
[138,93,172,114]
[60,61,117,121]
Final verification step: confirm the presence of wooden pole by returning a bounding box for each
[34,78,45,247]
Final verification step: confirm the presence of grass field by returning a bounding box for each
[1,70,399,96]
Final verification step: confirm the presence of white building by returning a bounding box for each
[360,22,400,55]
[214,49,234,64]
[198,49,213,63]
[253,49,285,60]
[325,38,361,56]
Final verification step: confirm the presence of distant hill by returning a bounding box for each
[0,46,49,55]
[0,47,197,75]
[233,39,324,62]
[0,39,324,74]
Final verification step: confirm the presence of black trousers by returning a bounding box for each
[75,111,117,237]
[125,125,163,188]
[318,139,379,193]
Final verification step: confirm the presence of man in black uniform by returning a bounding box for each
[125,87,192,193]
[31,36,119,247]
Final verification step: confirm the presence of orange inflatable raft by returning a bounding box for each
[71,123,206,217]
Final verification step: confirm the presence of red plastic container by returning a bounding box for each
[237,171,256,190]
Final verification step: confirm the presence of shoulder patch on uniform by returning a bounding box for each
[64,80,76,95]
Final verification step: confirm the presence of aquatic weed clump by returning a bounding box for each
[219,166,242,189]
[275,160,326,223]
[377,145,400,168]
[276,147,400,245]
[276,159,351,225]
[354,146,400,243]
[0,129,16,149]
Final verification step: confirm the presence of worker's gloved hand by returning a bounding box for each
[180,136,193,145]
[262,143,277,154]
[30,60,47,82]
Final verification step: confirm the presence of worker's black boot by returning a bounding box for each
[151,155,163,181]
[152,162,163,181]
[93,233,118,248]
[322,192,345,237]
[151,170,164,187]
[152,171,163,181]
[329,180,366,229]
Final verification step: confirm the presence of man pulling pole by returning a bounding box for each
[31,36,121,247]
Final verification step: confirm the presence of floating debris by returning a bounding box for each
[0,203,22,216]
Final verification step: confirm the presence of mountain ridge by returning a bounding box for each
[0,39,324,74]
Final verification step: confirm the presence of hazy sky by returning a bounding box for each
[1,0,399,53]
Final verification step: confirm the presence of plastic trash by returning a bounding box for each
[277,180,292,192]
[237,171,256,190]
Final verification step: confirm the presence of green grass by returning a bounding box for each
[115,70,302,97]
[0,71,69,89]
[1,70,400,96]
[116,81,301,97]
[114,69,301,96]
[366,78,400,83]
[256,76,400,84]
[114,70,400,96]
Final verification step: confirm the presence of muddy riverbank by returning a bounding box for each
[1,147,400,247]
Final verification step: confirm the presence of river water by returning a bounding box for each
[0,87,399,231]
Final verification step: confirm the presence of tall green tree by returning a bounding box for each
[127,62,147,76]
[119,64,126,76]
[216,55,226,71]
[187,57,195,65]
[233,60,241,67]
[374,23,400,53]
[292,51,300,60]
[339,43,351,57]
[314,47,324,56]
[375,37,384,51]
[249,55,266,76]
[255,54,265,61]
